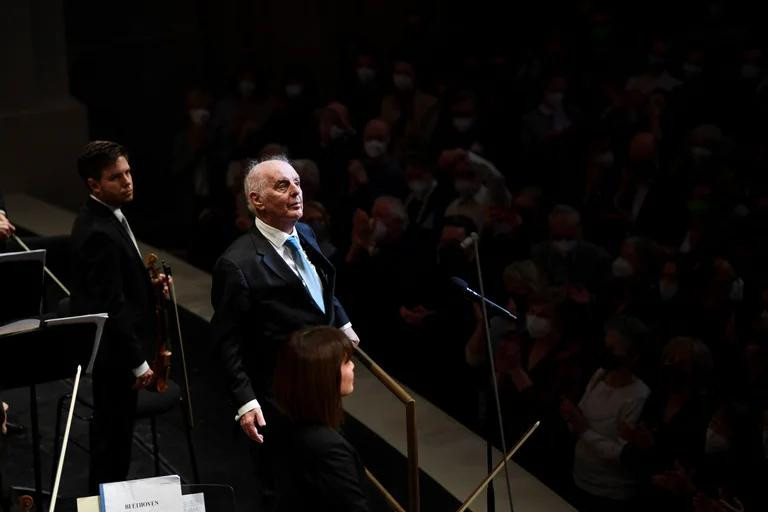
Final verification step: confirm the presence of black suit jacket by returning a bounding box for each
[69,198,156,372]
[276,423,370,512]
[211,222,350,408]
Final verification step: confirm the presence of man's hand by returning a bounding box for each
[151,273,172,300]
[341,325,360,345]
[133,368,155,389]
[0,213,15,241]
[1,401,8,435]
[239,407,266,443]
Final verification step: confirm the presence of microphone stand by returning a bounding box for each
[471,236,515,512]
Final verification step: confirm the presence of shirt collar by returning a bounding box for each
[254,216,297,248]
[90,194,124,219]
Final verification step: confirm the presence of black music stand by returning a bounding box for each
[0,314,105,512]
[0,250,45,325]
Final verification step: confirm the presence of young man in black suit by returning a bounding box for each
[70,141,164,491]
[211,156,359,499]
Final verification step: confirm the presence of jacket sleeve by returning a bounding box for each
[210,256,257,409]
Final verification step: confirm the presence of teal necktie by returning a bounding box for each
[284,235,326,313]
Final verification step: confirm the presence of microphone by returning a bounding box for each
[460,232,479,249]
[450,277,517,320]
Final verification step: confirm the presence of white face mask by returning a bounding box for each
[612,257,634,278]
[329,125,345,140]
[356,67,376,83]
[593,151,615,168]
[659,281,679,301]
[452,117,475,133]
[691,146,713,162]
[552,239,577,254]
[545,92,564,110]
[285,84,303,98]
[454,179,478,198]
[393,73,414,91]
[682,62,703,78]
[408,180,429,195]
[364,140,387,159]
[730,277,744,302]
[238,80,256,98]
[189,108,210,126]
[705,427,730,455]
[526,314,552,339]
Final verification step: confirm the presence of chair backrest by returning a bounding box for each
[181,483,236,512]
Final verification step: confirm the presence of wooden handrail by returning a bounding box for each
[354,345,420,512]
[456,421,541,512]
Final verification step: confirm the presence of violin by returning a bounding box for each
[145,252,172,393]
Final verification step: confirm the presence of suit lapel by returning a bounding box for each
[87,198,145,268]
[248,227,302,286]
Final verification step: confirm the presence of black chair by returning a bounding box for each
[181,483,236,512]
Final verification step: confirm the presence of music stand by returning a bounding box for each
[0,314,106,512]
[0,250,45,325]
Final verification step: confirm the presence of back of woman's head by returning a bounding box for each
[273,326,354,428]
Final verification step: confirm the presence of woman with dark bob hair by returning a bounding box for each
[272,325,370,512]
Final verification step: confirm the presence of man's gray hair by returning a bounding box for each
[243,154,291,214]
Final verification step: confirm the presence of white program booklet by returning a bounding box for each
[99,475,183,512]
[183,493,205,512]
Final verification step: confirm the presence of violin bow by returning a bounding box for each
[162,261,195,428]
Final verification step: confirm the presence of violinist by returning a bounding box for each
[70,141,168,491]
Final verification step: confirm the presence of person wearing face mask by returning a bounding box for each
[340,53,384,128]
[357,119,405,198]
[402,154,453,238]
[432,90,489,155]
[443,149,511,231]
[380,59,439,156]
[213,68,273,157]
[561,316,651,509]
[171,87,230,254]
[342,197,428,382]
[531,205,610,297]
[618,337,713,508]
[490,292,584,489]
[520,76,573,152]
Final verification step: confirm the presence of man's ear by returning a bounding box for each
[87,177,100,195]
[250,192,263,211]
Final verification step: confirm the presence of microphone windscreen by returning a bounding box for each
[450,276,469,290]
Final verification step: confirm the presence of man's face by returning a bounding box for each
[251,161,303,230]
[88,156,133,207]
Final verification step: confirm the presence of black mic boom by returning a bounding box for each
[450,277,517,320]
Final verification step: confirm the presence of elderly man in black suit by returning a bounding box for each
[70,141,165,491]
[211,155,359,501]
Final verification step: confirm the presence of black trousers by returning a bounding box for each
[89,367,138,493]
